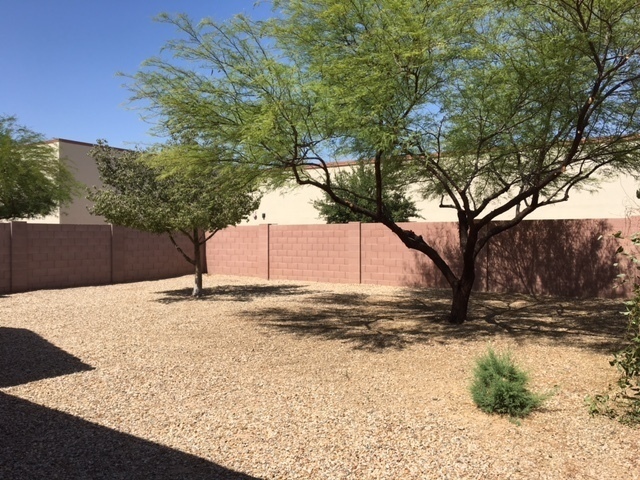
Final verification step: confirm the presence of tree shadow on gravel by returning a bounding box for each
[155,284,313,304]
[243,288,628,353]
[0,327,94,388]
[0,392,260,480]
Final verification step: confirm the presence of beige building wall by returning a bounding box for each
[243,164,639,225]
[13,139,639,225]
[412,174,639,223]
[57,139,105,224]
[27,139,106,225]
[243,185,324,226]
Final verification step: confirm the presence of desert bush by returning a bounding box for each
[588,232,640,426]
[470,348,546,419]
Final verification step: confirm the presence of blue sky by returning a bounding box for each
[0,1,272,148]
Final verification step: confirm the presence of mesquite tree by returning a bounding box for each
[89,141,261,296]
[129,0,640,322]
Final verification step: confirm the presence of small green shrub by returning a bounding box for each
[470,348,546,418]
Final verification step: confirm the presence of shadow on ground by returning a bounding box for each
[0,392,260,480]
[155,284,313,304]
[241,286,628,353]
[0,327,94,388]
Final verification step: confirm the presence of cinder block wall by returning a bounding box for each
[487,217,639,297]
[361,222,464,288]
[269,223,361,284]
[24,224,112,292]
[205,217,640,298]
[206,225,267,278]
[0,223,194,294]
[111,226,195,284]
[3,218,638,298]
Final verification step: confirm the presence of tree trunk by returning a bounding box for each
[449,278,474,324]
[448,251,476,324]
[192,230,203,297]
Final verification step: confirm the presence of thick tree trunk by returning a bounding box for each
[192,230,203,297]
[381,213,482,324]
[448,236,477,324]
[449,276,474,324]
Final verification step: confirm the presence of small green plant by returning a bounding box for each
[588,231,640,426]
[470,348,546,419]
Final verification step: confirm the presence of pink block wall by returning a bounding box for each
[487,217,640,298]
[269,223,360,284]
[206,225,267,278]
[2,217,637,298]
[0,223,194,294]
[23,224,112,292]
[4,222,111,292]
[361,222,464,288]
[205,218,638,299]
[111,226,194,284]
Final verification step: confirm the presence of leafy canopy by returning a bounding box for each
[0,115,79,220]
[313,162,420,223]
[88,141,261,236]
[130,0,640,225]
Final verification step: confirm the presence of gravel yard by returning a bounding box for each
[1,274,639,479]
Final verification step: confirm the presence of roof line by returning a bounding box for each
[46,138,98,147]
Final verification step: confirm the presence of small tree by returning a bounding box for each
[0,115,79,220]
[313,161,420,223]
[88,141,261,296]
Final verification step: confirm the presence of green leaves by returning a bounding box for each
[130,0,640,223]
[0,115,80,220]
[591,230,640,425]
[313,161,420,223]
[88,141,261,236]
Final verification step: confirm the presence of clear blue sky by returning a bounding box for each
[0,1,272,148]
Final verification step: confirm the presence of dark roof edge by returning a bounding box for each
[46,138,99,147]
[46,138,131,152]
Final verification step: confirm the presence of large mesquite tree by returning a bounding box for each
[129,0,640,322]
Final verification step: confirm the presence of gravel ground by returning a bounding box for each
[1,274,639,479]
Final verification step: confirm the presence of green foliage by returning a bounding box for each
[0,115,79,220]
[470,348,546,418]
[128,0,640,322]
[313,162,420,223]
[89,141,261,235]
[588,232,640,426]
[88,141,261,295]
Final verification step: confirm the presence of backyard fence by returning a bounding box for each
[2,217,638,297]
[0,222,194,294]
[206,217,640,298]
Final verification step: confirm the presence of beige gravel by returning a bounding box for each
[1,274,639,479]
